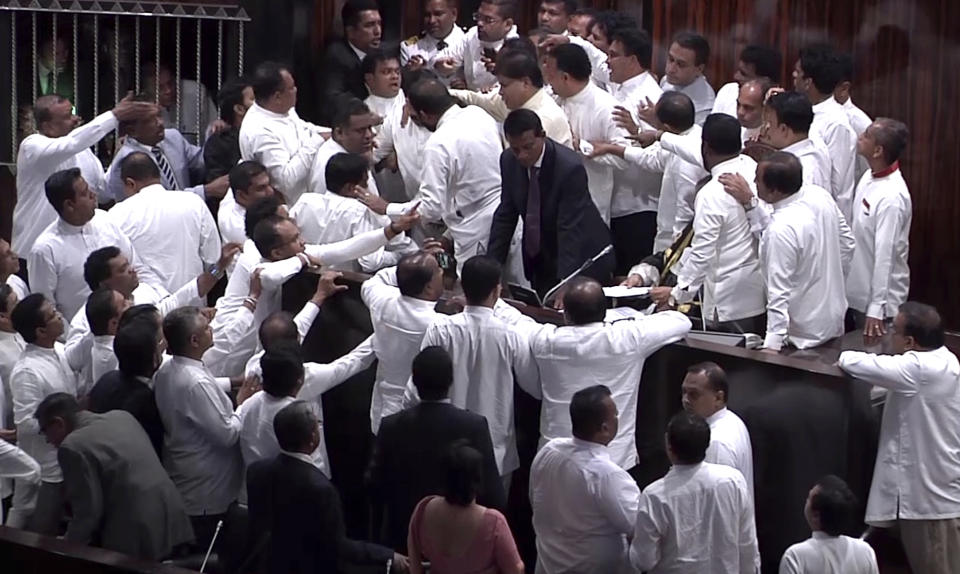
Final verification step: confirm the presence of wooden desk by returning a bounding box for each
[283,270,943,572]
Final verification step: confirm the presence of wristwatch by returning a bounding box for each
[744,196,759,212]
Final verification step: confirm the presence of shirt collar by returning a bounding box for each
[616,70,654,93]
[521,88,546,112]
[93,334,115,345]
[571,437,610,457]
[564,82,594,105]
[435,105,461,130]
[25,342,58,355]
[782,138,812,155]
[422,398,453,405]
[464,305,495,317]
[348,42,367,62]
[811,95,840,113]
[135,375,153,389]
[139,183,167,194]
[533,141,547,169]
[250,102,288,120]
[282,450,316,466]
[872,161,900,179]
[706,406,728,425]
[170,354,205,369]
[56,217,91,235]
[709,156,744,178]
[401,295,439,311]
[811,531,835,540]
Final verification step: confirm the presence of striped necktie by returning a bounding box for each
[151,146,178,190]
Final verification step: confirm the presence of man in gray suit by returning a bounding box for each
[35,392,194,560]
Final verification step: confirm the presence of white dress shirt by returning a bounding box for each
[0,438,41,525]
[660,75,717,126]
[107,183,221,297]
[630,462,759,574]
[449,87,574,148]
[712,81,739,117]
[385,105,503,265]
[838,346,960,523]
[306,137,380,199]
[560,82,631,222]
[531,311,692,468]
[610,72,664,219]
[846,167,911,319]
[842,99,872,182]
[760,186,853,350]
[365,92,409,203]
[705,407,754,498]
[12,111,113,255]
[105,129,207,201]
[0,331,25,434]
[360,267,442,434]
[416,302,540,475]
[624,126,707,250]
[371,90,432,201]
[6,275,29,300]
[239,102,326,205]
[435,25,519,92]
[401,26,467,69]
[672,155,766,323]
[811,96,858,223]
[90,334,117,384]
[218,190,247,247]
[10,343,79,482]
[290,192,418,273]
[28,210,159,323]
[782,137,831,190]
[779,532,879,574]
[531,437,640,574]
[240,336,375,476]
[154,355,243,516]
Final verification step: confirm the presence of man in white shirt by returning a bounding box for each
[401,0,466,73]
[28,168,161,323]
[837,302,960,574]
[219,161,277,247]
[0,436,41,527]
[361,253,444,434]
[542,43,630,222]
[9,293,78,534]
[451,46,573,147]
[108,152,222,298]
[531,385,641,574]
[723,153,853,350]
[780,475,879,574]
[13,94,154,257]
[652,113,766,334]
[293,153,418,273]
[537,0,575,34]
[307,97,379,198]
[0,285,26,440]
[712,44,782,118]
[760,91,832,189]
[434,0,518,91]
[794,45,858,222]
[680,362,754,497]
[834,52,872,182]
[409,255,539,485]
[660,32,717,125]
[1,239,29,300]
[531,277,692,470]
[154,306,259,550]
[846,118,911,337]
[105,99,230,203]
[630,411,759,574]
[361,78,504,268]
[142,62,219,145]
[240,62,327,206]
[735,78,770,143]
[84,288,131,384]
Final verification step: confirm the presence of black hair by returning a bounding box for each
[766,91,814,134]
[798,45,843,95]
[481,0,516,20]
[542,0,578,14]
[10,293,48,344]
[503,108,545,139]
[326,153,369,194]
[361,47,400,77]
[656,91,696,132]
[258,311,300,352]
[898,301,944,349]
[407,77,456,115]
[261,343,305,398]
[218,75,251,123]
[251,61,289,102]
[342,0,380,28]
[442,440,484,506]
[244,195,286,240]
[550,43,592,82]
[162,306,204,356]
[686,361,729,402]
[810,474,859,537]
[611,27,652,69]
[274,400,317,452]
[495,49,544,88]
[702,113,743,156]
[461,255,502,305]
[44,167,82,215]
[33,95,70,126]
[332,97,371,130]
[666,411,711,464]
[740,44,782,83]
[836,52,855,84]
[252,215,290,260]
[397,252,437,297]
[83,246,123,291]
[760,151,804,196]
[673,31,710,66]
[872,117,910,164]
[562,276,606,325]
[412,346,453,401]
[117,304,159,331]
[499,37,539,60]
[229,161,268,195]
[114,311,161,378]
[570,384,612,440]
[86,288,120,337]
[591,10,637,42]
[0,284,14,314]
[35,392,80,430]
[119,151,161,182]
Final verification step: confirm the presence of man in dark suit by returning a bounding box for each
[320,0,383,125]
[489,109,614,298]
[35,392,194,561]
[248,401,406,574]
[367,346,505,553]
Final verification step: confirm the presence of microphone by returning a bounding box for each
[200,520,224,573]
[542,244,613,306]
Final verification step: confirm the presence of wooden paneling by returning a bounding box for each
[650,0,960,328]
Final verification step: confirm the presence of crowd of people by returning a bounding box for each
[1,0,958,573]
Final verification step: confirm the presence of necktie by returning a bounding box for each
[436,39,447,51]
[151,146,178,190]
[525,166,541,257]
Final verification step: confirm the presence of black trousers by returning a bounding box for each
[610,211,657,276]
[706,313,768,335]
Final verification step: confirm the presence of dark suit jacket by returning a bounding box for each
[320,40,370,125]
[489,138,613,293]
[203,126,241,181]
[248,454,393,574]
[87,370,164,457]
[366,401,505,552]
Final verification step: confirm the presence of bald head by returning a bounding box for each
[737,78,772,130]
[397,252,443,300]
[258,311,299,352]
[562,277,606,325]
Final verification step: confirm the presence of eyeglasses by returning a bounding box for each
[473,12,501,25]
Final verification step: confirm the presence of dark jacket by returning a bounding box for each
[366,401,505,552]
[489,138,613,293]
[320,39,370,125]
[87,370,164,457]
[248,454,394,574]
[203,126,241,181]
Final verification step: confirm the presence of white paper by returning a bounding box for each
[602,286,651,299]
